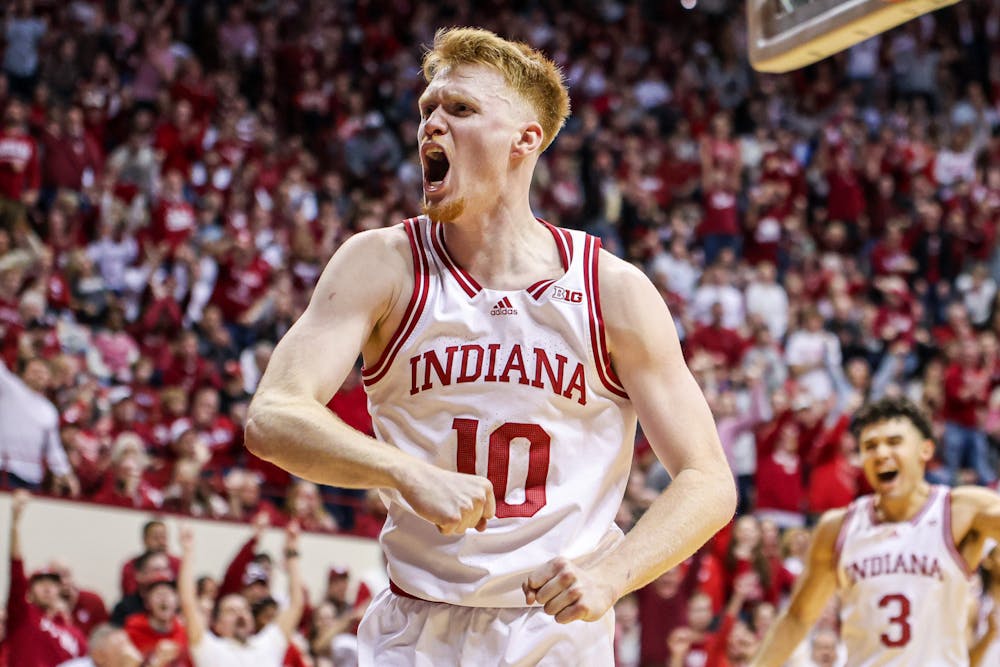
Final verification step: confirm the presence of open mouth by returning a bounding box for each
[876,470,899,483]
[422,146,450,188]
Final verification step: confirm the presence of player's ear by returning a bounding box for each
[919,438,935,463]
[512,121,543,158]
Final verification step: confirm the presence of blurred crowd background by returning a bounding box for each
[3,0,1000,665]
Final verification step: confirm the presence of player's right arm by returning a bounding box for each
[750,508,844,667]
[245,227,495,534]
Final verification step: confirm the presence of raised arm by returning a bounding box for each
[524,255,737,622]
[750,509,844,666]
[177,526,206,648]
[6,491,30,635]
[275,522,305,639]
[245,227,495,535]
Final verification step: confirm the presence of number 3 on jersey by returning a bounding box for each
[878,593,911,648]
[452,418,551,518]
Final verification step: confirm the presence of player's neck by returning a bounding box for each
[873,482,931,523]
[440,203,562,289]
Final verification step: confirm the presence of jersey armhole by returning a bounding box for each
[832,503,857,573]
[361,219,430,387]
[582,235,628,399]
[942,489,974,578]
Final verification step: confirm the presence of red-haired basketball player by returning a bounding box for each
[246,26,735,665]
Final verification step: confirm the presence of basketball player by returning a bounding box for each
[751,396,1000,666]
[245,27,735,665]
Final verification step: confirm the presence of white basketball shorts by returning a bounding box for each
[357,587,616,666]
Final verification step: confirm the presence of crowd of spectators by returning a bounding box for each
[3,493,375,666]
[3,0,1000,665]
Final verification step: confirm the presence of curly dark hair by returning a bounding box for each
[849,396,935,442]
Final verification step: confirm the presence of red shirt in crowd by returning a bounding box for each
[211,255,272,321]
[637,549,705,666]
[685,323,746,369]
[699,189,739,237]
[0,129,40,201]
[943,363,989,428]
[124,612,191,666]
[92,476,163,511]
[754,450,804,517]
[39,128,104,191]
[121,554,182,597]
[826,167,865,223]
[71,588,109,638]
[4,558,87,667]
[148,199,197,251]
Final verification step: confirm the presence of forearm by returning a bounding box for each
[312,615,355,653]
[278,555,305,637]
[597,465,735,597]
[751,611,813,667]
[178,551,204,644]
[245,398,429,491]
[971,627,996,667]
[9,519,20,560]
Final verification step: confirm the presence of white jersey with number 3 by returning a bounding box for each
[361,216,637,607]
[835,486,972,666]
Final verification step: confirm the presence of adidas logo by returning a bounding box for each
[490,297,518,316]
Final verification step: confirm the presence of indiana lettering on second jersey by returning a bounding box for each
[407,343,587,405]
[842,552,944,584]
[362,216,635,607]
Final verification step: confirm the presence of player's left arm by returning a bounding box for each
[524,252,737,623]
[953,485,1000,544]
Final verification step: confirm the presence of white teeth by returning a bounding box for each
[426,148,444,158]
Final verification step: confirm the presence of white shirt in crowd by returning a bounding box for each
[691,284,745,330]
[0,360,71,484]
[784,328,841,403]
[191,623,287,667]
[649,251,701,302]
[745,280,790,339]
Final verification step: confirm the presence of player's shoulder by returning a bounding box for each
[321,222,414,282]
[594,245,661,317]
[949,484,1000,512]
[813,506,852,551]
[336,221,413,261]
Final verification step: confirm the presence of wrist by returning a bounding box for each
[284,549,300,559]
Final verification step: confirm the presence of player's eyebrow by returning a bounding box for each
[418,88,480,109]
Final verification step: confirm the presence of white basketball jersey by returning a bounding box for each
[835,486,972,666]
[361,216,637,607]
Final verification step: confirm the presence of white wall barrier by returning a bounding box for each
[0,492,384,610]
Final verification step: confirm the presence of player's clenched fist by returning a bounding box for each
[398,463,496,534]
[522,557,617,624]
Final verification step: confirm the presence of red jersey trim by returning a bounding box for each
[362,219,431,386]
[833,501,858,571]
[582,235,628,398]
[431,221,482,297]
[942,489,973,578]
[540,219,572,269]
[527,279,557,300]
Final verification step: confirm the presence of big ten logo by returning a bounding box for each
[551,286,583,304]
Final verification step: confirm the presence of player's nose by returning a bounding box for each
[422,108,447,138]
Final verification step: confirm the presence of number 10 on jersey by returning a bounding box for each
[452,418,552,518]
